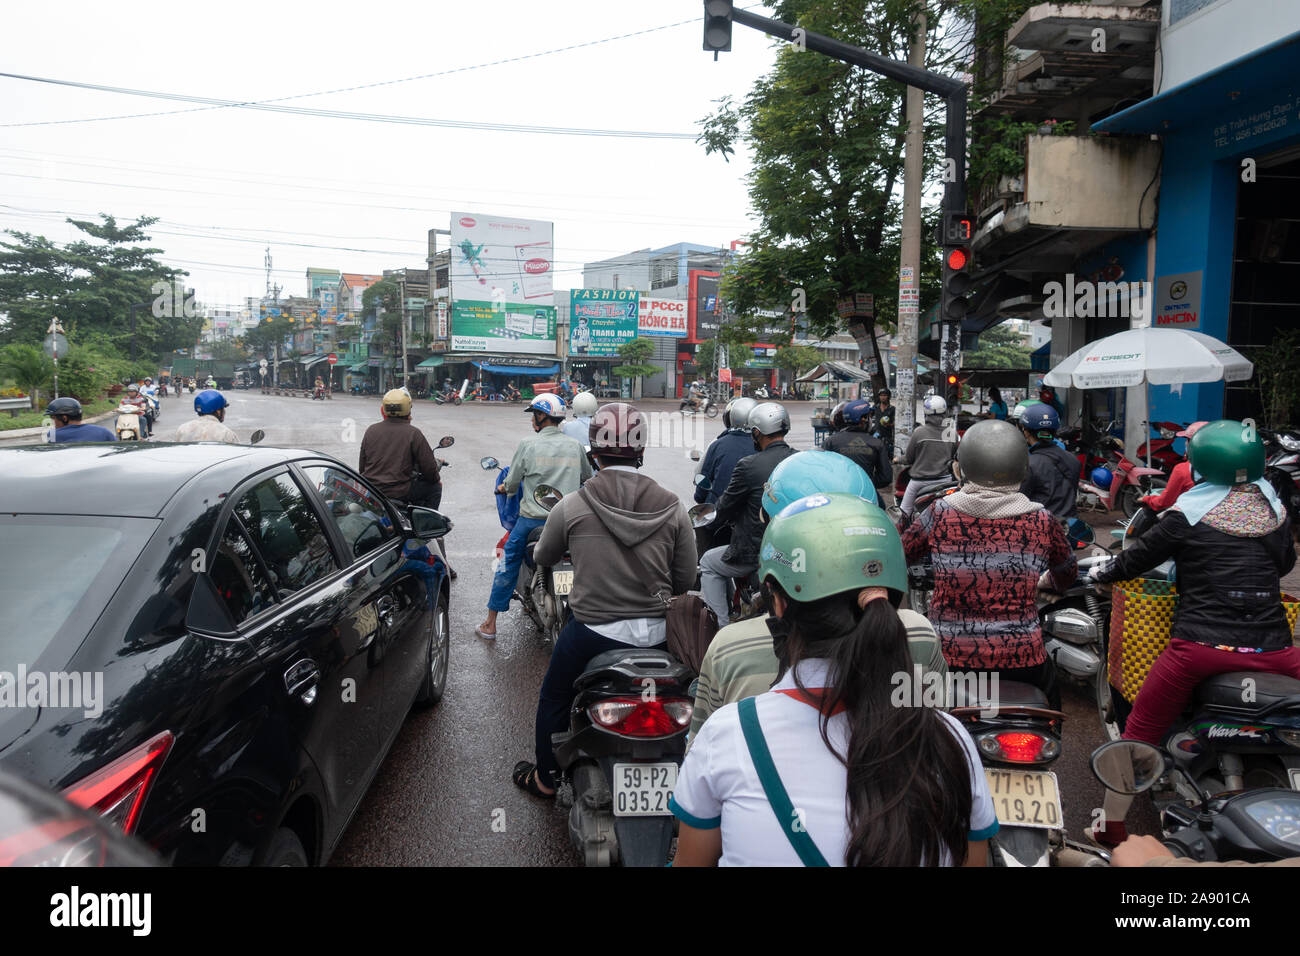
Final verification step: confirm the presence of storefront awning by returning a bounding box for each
[796,360,870,384]
[348,363,370,372]
[472,361,560,377]
[416,356,445,368]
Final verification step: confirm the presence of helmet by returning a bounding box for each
[144,377,153,384]
[749,402,791,437]
[571,391,598,417]
[724,396,757,429]
[382,388,412,417]
[1010,400,1032,423]
[1091,466,1114,490]
[763,451,878,520]
[126,384,140,395]
[45,397,83,419]
[956,419,1029,486]
[759,493,906,603]
[922,394,948,416]
[527,394,566,419]
[194,389,228,416]
[1020,403,1060,434]
[830,402,848,430]
[588,402,647,462]
[1187,419,1265,485]
[842,399,873,426]
[877,388,892,400]
[1176,421,1208,440]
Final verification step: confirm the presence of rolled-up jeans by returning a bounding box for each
[699,545,755,624]
[901,475,951,516]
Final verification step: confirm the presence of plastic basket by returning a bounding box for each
[1108,581,1300,701]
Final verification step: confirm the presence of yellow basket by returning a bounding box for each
[1108,581,1300,701]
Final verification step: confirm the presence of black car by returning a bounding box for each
[0,442,452,866]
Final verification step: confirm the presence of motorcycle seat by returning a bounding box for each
[950,677,1048,711]
[1192,671,1300,715]
[575,647,691,691]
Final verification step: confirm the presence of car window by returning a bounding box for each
[210,519,277,624]
[300,465,397,561]
[232,473,338,595]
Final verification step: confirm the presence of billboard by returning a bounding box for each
[689,271,721,340]
[449,212,556,355]
[638,295,687,337]
[570,289,638,356]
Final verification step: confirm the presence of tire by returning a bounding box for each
[705,404,719,419]
[415,589,450,707]
[257,827,309,867]
[1119,476,1165,519]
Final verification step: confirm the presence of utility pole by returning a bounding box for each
[895,7,926,455]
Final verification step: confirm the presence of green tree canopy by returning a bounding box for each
[963,322,1032,369]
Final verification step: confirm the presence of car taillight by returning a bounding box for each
[977,731,1058,764]
[62,731,173,835]
[588,697,692,738]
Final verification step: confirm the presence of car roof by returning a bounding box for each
[0,443,345,517]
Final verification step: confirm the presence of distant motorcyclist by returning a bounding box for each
[174,389,240,443]
[477,394,591,641]
[698,402,796,624]
[513,403,696,798]
[900,395,957,516]
[684,378,709,411]
[1018,403,1079,521]
[358,387,442,506]
[45,397,114,443]
[561,390,598,445]
[121,384,153,438]
[204,375,217,389]
[826,398,893,501]
[694,397,756,506]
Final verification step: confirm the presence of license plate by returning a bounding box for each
[1290,769,1300,792]
[984,769,1063,829]
[552,569,573,596]
[612,762,677,817]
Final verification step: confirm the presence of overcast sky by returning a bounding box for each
[1,1,784,311]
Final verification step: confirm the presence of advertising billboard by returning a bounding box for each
[449,212,556,355]
[570,289,638,356]
[689,271,721,341]
[638,295,688,337]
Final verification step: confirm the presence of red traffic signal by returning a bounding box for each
[946,247,969,271]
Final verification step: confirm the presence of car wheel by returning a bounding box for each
[258,827,309,867]
[415,589,450,707]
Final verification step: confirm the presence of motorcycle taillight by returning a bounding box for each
[976,731,1058,765]
[589,697,692,738]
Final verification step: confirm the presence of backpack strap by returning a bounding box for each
[736,697,830,867]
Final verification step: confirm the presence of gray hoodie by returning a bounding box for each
[534,467,697,624]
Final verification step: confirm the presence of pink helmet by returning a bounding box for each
[1176,421,1209,439]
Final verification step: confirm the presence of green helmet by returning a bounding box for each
[759,493,906,603]
[1187,419,1265,486]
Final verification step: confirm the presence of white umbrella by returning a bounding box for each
[1043,328,1253,467]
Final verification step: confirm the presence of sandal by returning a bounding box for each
[512,761,555,799]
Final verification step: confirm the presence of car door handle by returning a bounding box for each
[284,659,321,706]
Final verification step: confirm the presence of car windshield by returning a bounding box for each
[0,516,154,674]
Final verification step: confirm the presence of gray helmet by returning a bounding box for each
[749,402,790,437]
[45,397,83,419]
[724,396,757,429]
[957,419,1029,486]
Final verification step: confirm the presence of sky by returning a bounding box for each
[0,1,785,313]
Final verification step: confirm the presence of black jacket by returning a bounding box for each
[695,429,753,505]
[870,404,896,443]
[825,428,893,489]
[714,440,796,567]
[1021,440,1080,519]
[1096,503,1297,650]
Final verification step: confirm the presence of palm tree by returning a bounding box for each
[0,344,54,408]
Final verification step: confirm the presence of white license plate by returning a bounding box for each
[1289,769,1300,792]
[612,762,677,817]
[552,569,573,595]
[984,769,1063,830]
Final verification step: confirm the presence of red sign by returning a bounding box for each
[327,353,338,365]
[458,217,476,228]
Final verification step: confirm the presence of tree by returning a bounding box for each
[775,342,824,378]
[0,344,54,407]
[612,337,659,399]
[696,0,964,395]
[694,340,719,379]
[963,323,1032,369]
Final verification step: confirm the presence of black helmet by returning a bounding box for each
[45,397,83,419]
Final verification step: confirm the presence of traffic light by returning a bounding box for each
[940,212,973,324]
[703,0,733,52]
[945,372,960,410]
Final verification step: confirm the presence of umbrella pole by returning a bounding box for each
[1144,381,1152,469]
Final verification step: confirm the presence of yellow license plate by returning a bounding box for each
[552,569,573,595]
[984,769,1063,829]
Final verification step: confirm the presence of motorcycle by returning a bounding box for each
[1262,428,1300,530]
[1134,420,1186,475]
[688,483,761,620]
[679,392,719,418]
[432,386,463,406]
[114,404,145,441]
[1076,434,1167,518]
[754,385,771,400]
[313,386,326,401]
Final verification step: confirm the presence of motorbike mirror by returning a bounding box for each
[438,435,454,448]
[479,457,499,470]
[1089,740,1168,795]
[533,484,563,512]
[687,504,715,527]
[249,429,265,445]
[689,449,701,461]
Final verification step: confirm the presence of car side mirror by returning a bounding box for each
[480,457,500,470]
[438,435,454,448]
[408,506,452,540]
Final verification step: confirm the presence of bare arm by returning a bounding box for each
[673,824,722,867]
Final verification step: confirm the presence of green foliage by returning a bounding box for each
[775,342,824,374]
[0,344,54,406]
[1255,327,1300,428]
[362,279,400,316]
[694,340,719,378]
[963,322,1032,369]
[617,337,655,364]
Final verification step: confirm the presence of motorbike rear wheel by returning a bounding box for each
[1119,476,1165,519]
[704,403,719,419]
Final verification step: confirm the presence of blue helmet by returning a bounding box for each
[195,389,228,416]
[842,399,873,426]
[1020,402,1059,433]
[762,450,879,521]
[1090,466,1113,490]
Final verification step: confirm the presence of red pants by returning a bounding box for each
[1124,638,1300,744]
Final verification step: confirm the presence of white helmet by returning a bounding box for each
[922,395,948,416]
[572,391,598,417]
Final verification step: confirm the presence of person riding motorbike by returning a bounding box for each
[358,387,442,505]
[314,376,326,400]
[501,381,522,402]
[825,398,893,503]
[1018,403,1080,521]
[694,397,757,506]
[901,419,1076,709]
[204,375,217,389]
[698,403,796,625]
[1141,421,1208,512]
[561,389,598,445]
[672,493,997,866]
[45,397,114,443]
[173,389,240,443]
[1087,420,1299,847]
[900,395,957,516]
[121,384,153,438]
[1037,380,1065,421]
[512,403,697,798]
[684,378,709,412]
[477,394,592,641]
[688,451,945,743]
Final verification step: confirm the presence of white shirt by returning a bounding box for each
[561,416,591,446]
[174,417,240,443]
[671,658,998,866]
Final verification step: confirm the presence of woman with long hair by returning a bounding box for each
[671,493,997,866]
